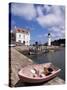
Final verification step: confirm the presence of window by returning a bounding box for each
[23,34,25,39]
[19,34,21,37]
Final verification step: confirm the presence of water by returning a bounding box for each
[27,48,65,80]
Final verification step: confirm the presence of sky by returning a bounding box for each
[9,3,65,44]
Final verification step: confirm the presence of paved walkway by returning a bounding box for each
[9,47,33,87]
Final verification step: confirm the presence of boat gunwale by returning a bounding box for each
[18,63,61,80]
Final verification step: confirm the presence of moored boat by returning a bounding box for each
[18,63,61,83]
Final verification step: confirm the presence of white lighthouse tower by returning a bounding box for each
[48,33,51,46]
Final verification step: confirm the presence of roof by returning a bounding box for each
[16,28,30,34]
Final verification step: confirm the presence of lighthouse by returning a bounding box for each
[48,33,51,46]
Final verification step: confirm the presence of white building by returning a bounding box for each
[48,33,51,46]
[16,28,30,46]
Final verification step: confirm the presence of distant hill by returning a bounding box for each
[44,39,65,46]
[51,39,65,46]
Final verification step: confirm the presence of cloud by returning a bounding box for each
[43,5,51,13]
[11,3,36,20]
[37,14,63,27]
[36,6,44,16]
[49,25,65,38]
[11,3,65,40]
[37,6,65,27]
[36,5,65,40]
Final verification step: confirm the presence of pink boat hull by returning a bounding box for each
[18,63,61,83]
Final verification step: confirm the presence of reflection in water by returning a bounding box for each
[27,48,65,80]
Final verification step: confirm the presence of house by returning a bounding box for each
[16,28,30,46]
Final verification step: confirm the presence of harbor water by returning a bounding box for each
[27,48,65,80]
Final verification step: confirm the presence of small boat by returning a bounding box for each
[28,51,36,55]
[18,63,61,83]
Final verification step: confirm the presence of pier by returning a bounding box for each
[9,46,65,87]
